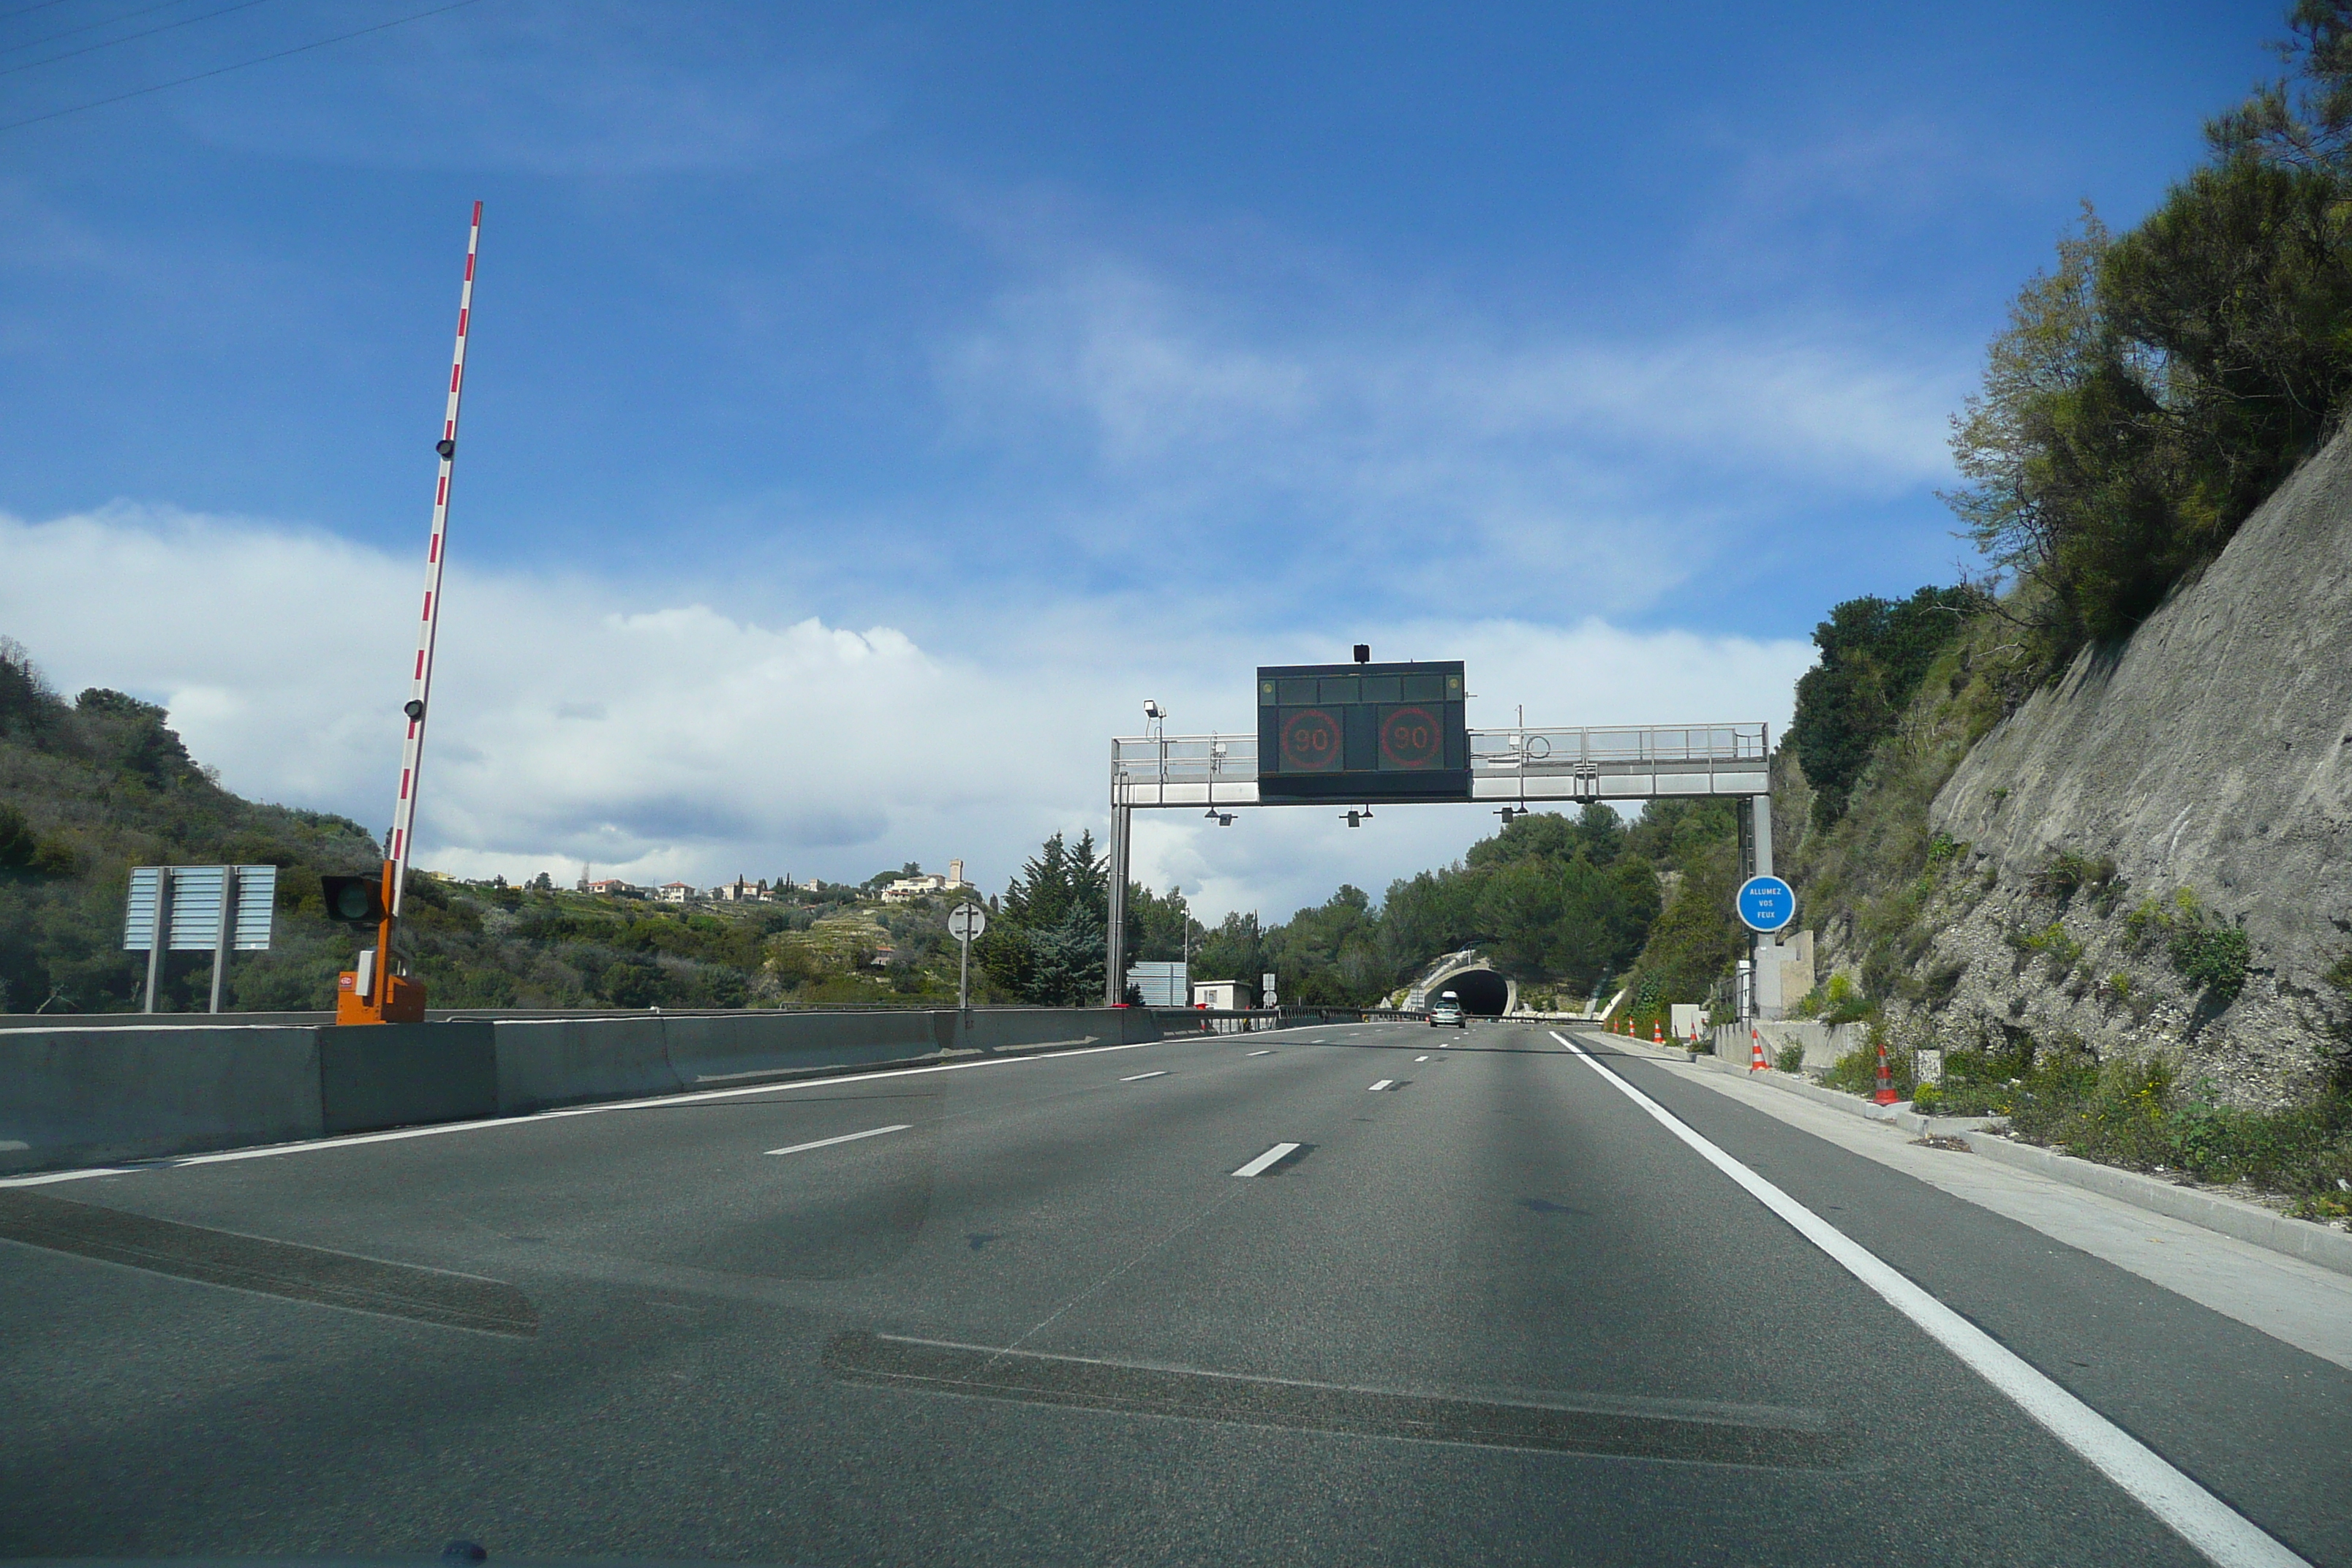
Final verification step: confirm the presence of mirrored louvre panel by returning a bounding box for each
[1256,660,1470,803]
[165,867,230,950]
[120,865,279,951]
[233,865,278,951]
[121,867,166,951]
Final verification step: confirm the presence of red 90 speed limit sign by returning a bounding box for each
[1279,709,1344,772]
[1379,705,1444,769]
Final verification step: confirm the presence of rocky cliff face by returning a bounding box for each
[1880,426,2352,1104]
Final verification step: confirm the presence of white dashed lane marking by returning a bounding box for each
[765,1124,911,1157]
[1232,1142,1303,1177]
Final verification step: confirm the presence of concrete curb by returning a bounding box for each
[1580,1030,2352,1280]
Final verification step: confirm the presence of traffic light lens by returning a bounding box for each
[321,875,385,924]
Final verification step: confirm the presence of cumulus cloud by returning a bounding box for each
[940,261,1966,614]
[0,505,1812,920]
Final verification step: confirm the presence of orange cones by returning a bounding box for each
[1748,1029,1768,1073]
[1652,1019,1663,1044]
[1874,1042,1901,1105]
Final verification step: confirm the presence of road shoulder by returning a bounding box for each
[1570,1030,2352,1374]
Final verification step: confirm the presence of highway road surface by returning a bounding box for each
[3,1021,2345,1567]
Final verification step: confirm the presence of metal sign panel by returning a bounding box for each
[121,866,279,951]
[1126,961,1187,1006]
[1255,661,1469,804]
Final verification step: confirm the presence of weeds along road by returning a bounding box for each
[2,1021,2344,1567]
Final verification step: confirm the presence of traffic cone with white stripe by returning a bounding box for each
[1748,1028,1768,1073]
[1874,1042,1901,1105]
[1652,1019,1664,1044]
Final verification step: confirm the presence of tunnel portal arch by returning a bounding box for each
[1425,962,1514,1016]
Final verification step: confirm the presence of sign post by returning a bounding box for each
[948,902,987,1016]
[1734,872,1795,1024]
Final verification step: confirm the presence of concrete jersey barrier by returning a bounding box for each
[2,1006,1172,1175]
[655,1011,951,1093]
[0,1024,325,1175]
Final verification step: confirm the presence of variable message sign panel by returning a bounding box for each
[1256,661,1469,803]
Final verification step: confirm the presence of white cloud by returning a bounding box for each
[0,505,1812,921]
[938,260,1967,614]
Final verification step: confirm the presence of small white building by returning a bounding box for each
[1190,979,1251,1011]
[657,881,695,904]
[713,874,770,902]
[584,878,636,897]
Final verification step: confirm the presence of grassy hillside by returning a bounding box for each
[0,638,1002,1014]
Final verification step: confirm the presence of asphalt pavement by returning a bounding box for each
[1,1020,2344,1567]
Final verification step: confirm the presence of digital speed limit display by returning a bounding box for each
[1257,660,1469,803]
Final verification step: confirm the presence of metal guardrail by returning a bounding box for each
[1112,723,1770,807]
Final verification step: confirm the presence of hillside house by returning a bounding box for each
[879,859,975,903]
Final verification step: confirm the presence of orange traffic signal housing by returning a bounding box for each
[333,860,426,1024]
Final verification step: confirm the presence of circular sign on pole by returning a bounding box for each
[1735,875,1796,934]
[947,904,987,941]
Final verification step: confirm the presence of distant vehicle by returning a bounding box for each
[1429,991,1466,1028]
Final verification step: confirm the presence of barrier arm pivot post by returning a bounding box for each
[338,200,481,1025]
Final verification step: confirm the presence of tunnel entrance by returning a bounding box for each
[1436,968,1511,1016]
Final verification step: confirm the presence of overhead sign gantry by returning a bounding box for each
[1104,649,1790,1016]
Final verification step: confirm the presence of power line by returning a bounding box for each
[0,0,78,23]
[0,0,482,133]
[4,1,212,59]
[1,0,276,79]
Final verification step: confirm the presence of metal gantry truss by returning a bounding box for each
[1102,721,1784,1009]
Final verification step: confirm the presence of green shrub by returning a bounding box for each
[2007,1055,2352,1202]
[1774,1042,1805,1073]
[2169,921,2251,1003]
[2117,886,2252,1003]
[2029,850,2117,904]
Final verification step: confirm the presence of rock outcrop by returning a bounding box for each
[1897,426,2352,1103]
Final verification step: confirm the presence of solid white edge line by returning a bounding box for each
[1120,1071,1168,1082]
[1545,1030,2307,1568]
[764,1123,911,1157]
[1232,1142,1302,1177]
[1367,1079,1392,1092]
[0,1038,1167,1188]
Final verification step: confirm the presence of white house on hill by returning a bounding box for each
[880,859,976,903]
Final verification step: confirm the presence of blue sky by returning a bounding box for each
[0,0,2285,918]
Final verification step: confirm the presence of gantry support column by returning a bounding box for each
[1104,799,1132,1006]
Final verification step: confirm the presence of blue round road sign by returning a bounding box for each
[1735,875,1796,933]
